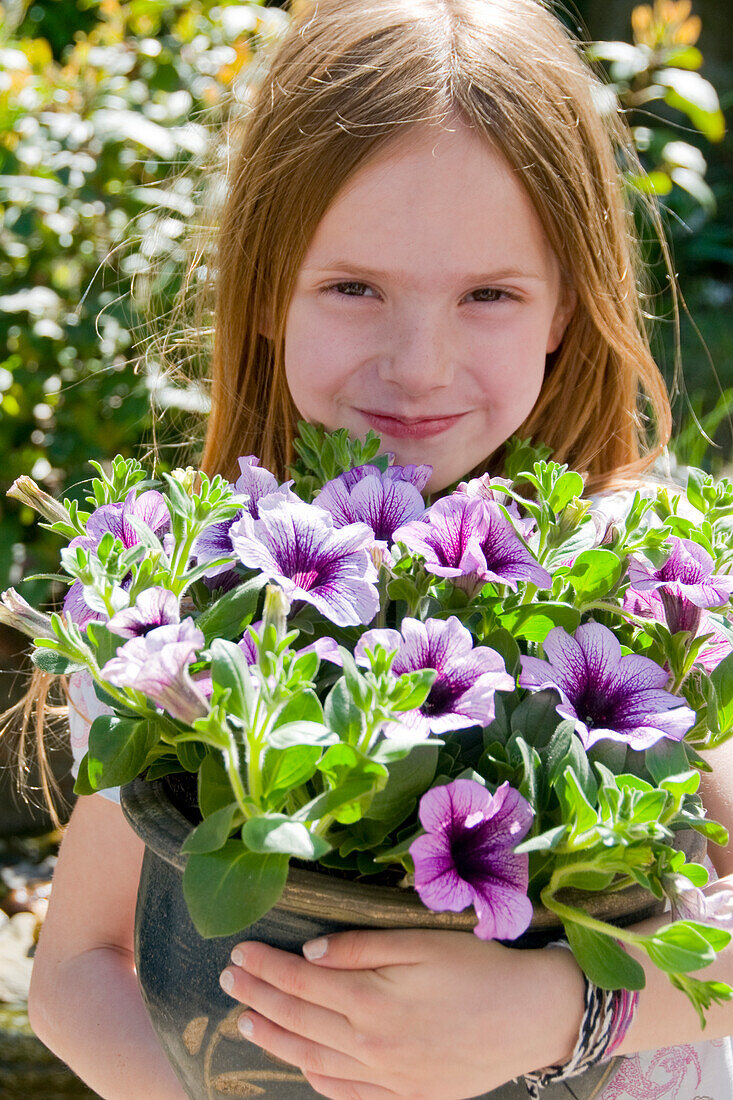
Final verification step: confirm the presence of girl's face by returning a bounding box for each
[283,121,575,492]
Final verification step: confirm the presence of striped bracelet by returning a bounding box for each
[522,943,639,1098]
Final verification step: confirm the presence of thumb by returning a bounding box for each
[302,927,434,968]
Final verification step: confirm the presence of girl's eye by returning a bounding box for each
[325,281,376,298]
[467,287,509,303]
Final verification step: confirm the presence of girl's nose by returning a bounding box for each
[377,313,454,395]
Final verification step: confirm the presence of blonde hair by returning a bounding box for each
[202,0,672,489]
[11,0,677,821]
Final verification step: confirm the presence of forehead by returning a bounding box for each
[300,121,558,283]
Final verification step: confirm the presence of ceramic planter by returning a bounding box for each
[120,776,703,1100]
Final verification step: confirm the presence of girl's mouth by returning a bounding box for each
[358,410,467,440]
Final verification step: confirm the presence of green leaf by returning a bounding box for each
[72,752,96,796]
[262,745,322,803]
[543,721,575,786]
[548,471,584,514]
[180,802,244,855]
[182,842,289,938]
[564,549,622,606]
[498,603,581,643]
[176,740,206,773]
[268,721,337,750]
[644,921,717,973]
[87,716,160,789]
[85,621,123,667]
[272,689,324,728]
[209,638,255,721]
[196,575,267,643]
[510,690,563,749]
[711,652,733,735]
[645,738,691,784]
[558,766,597,835]
[241,814,332,859]
[564,920,646,990]
[483,629,521,678]
[31,647,86,675]
[688,819,729,846]
[198,752,233,817]
[324,678,367,743]
[365,743,439,826]
[514,824,567,854]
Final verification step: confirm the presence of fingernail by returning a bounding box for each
[220,969,235,993]
[231,947,244,966]
[238,1014,254,1037]
[303,937,328,960]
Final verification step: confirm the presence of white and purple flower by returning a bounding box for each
[393,495,551,594]
[409,778,534,940]
[355,616,513,735]
[101,618,208,726]
[519,622,696,751]
[624,585,732,673]
[229,498,379,628]
[314,463,429,544]
[627,537,733,636]
[107,587,180,638]
[63,490,171,628]
[193,457,298,585]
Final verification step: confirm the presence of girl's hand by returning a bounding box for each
[219,928,585,1100]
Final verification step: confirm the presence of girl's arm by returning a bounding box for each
[212,741,733,1099]
[28,794,188,1100]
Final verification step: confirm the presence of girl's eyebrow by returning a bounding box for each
[304,260,546,284]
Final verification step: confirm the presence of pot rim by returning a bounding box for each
[120,775,703,932]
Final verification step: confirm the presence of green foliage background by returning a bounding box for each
[0,0,730,601]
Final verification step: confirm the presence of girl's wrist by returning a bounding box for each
[523,944,586,1073]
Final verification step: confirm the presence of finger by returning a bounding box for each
[302,928,437,969]
[235,1010,380,1088]
[301,1068,401,1099]
[228,940,369,1014]
[220,966,360,1056]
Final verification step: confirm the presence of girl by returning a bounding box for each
[25,0,733,1098]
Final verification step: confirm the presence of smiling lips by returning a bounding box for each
[359,410,467,439]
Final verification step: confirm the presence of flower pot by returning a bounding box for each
[120,776,704,1100]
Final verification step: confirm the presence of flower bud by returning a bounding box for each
[262,583,290,642]
[0,588,56,639]
[7,476,71,525]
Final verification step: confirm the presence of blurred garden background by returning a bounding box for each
[0,0,729,1092]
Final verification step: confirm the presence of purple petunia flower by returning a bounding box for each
[107,587,180,638]
[409,778,533,940]
[627,537,733,636]
[354,617,513,735]
[101,618,208,726]
[63,490,170,627]
[519,622,695,751]
[393,495,551,595]
[623,586,732,673]
[314,463,429,543]
[193,457,298,586]
[229,498,379,628]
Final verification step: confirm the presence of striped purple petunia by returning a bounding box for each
[410,778,534,940]
[63,490,170,628]
[314,463,429,544]
[194,457,298,586]
[107,587,180,638]
[355,616,513,735]
[393,495,550,595]
[102,618,208,726]
[519,621,695,751]
[627,537,733,636]
[229,498,379,628]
